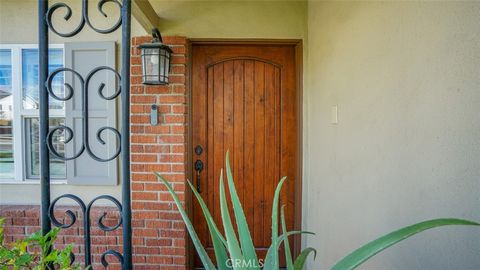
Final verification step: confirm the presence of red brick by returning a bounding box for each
[144,164,172,172]
[171,126,185,134]
[132,211,159,219]
[131,56,142,65]
[24,208,40,218]
[172,145,185,153]
[158,135,184,144]
[132,173,158,182]
[145,145,170,153]
[144,183,167,192]
[131,47,141,56]
[172,85,186,94]
[131,65,142,75]
[132,183,144,191]
[133,229,158,237]
[145,238,172,246]
[159,95,186,104]
[132,154,157,163]
[131,125,145,133]
[171,55,186,64]
[131,145,144,153]
[12,218,39,226]
[145,256,173,264]
[133,36,153,45]
[131,115,150,124]
[170,46,186,54]
[164,115,185,124]
[171,164,185,172]
[131,104,146,113]
[131,95,156,104]
[163,36,187,45]
[144,125,170,134]
[160,192,183,202]
[132,192,158,201]
[159,247,185,256]
[143,202,172,211]
[170,65,185,75]
[168,75,186,84]
[4,227,25,235]
[131,75,143,85]
[131,135,156,143]
[145,85,169,94]
[159,154,184,163]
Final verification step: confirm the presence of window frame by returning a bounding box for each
[0,44,65,184]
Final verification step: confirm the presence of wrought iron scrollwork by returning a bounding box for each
[40,0,132,268]
[46,0,122,37]
[101,250,124,267]
[46,66,121,162]
[48,194,123,267]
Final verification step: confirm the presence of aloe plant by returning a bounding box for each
[155,152,479,270]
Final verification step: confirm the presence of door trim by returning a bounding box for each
[186,39,303,269]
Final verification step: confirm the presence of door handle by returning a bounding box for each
[194,159,204,192]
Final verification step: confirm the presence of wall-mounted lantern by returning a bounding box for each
[139,29,173,85]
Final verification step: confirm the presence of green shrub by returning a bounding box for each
[0,218,81,270]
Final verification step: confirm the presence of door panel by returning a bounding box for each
[191,44,298,268]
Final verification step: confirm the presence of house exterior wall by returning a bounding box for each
[304,1,480,269]
[0,0,148,204]
[148,0,307,39]
[0,1,307,269]
[1,35,189,270]
[129,35,189,269]
[0,0,307,205]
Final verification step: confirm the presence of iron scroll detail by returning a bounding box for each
[45,66,121,162]
[39,0,132,269]
[46,0,122,37]
[48,194,124,267]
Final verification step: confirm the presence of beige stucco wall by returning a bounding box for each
[149,0,307,39]
[0,0,147,44]
[304,1,480,269]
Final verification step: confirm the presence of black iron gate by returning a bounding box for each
[38,0,132,268]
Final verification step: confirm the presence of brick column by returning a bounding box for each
[130,36,188,269]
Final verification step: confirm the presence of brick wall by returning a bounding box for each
[0,205,123,269]
[0,36,189,270]
[129,36,188,269]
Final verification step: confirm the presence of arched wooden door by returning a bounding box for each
[191,43,300,268]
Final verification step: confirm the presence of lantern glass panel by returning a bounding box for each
[143,48,160,82]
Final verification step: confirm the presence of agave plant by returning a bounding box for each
[155,152,315,270]
[156,152,479,270]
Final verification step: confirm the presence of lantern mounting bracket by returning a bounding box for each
[152,28,163,43]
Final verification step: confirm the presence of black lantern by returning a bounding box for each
[139,29,173,85]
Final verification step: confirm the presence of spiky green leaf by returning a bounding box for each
[155,172,216,270]
[263,177,287,270]
[188,180,231,270]
[281,206,294,270]
[293,248,316,270]
[331,218,480,270]
[219,170,244,270]
[225,151,258,269]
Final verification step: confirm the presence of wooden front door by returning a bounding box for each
[191,42,300,268]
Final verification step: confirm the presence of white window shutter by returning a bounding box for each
[64,42,118,185]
